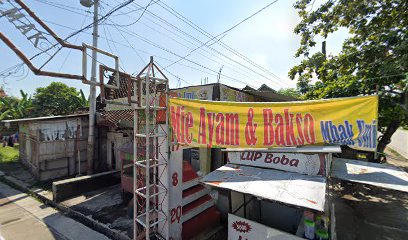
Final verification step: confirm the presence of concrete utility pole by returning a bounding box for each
[82,0,98,174]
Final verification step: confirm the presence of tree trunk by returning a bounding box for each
[375,120,401,162]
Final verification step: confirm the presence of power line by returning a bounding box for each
[107,10,264,84]
[41,17,219,85]
[102,0,285,88]
[33,0,91,17]
[156,0,289,84]
[41,18,212,76]
[3,0,263,88]
[101,0,281,88]
[107,19,146,65]
[164,0,280,71]
[58,11,90,71]
[4,0,289,88]
[155,61,193,86]
[108,0,155,27]
[108,22,257,88]
[28,0,136,62]
[105,15,265,85]
[100,6,128,72]
[127,1,289,88]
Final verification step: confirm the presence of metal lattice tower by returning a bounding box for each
[133,58,169,240]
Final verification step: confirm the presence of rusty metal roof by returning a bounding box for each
[0,113,89,123]
[201,163,326,211]
[223,146,342,153]
[331,158,408,193]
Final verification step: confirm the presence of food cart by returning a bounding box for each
[201,145,408,240]
[201,146,339,239]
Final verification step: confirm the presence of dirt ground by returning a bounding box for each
[332,147,408,240]
[60,184,133,238]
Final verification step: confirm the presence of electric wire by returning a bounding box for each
[32,0,285,88]
[155,61,192,86]
[58,9,90,71]
[125,1,288,88]
[41,17,201,85]
[28,0,136,62]
[3,0,277,89]
[33,0,91,17]
[105,21,257,88]
[100,6,128,72]
[102,0,286,88]
[109,0,155,27]
[105,16,264,85]
[163,0,280,71]
[40,18,218,79]
[156,0,289,84]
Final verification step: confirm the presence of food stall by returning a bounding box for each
[202,146,340,239]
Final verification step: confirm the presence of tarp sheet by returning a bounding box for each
[201,164,326,211]
[331,158,408,192]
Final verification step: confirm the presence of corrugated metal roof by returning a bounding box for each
[1,113,89,123]
[243,90,297,101]
[331,158,408,193]
[201,164,326,211]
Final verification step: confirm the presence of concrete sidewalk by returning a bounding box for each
[0,182,111,240]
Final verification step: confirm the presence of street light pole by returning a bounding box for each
[85,0,98,174]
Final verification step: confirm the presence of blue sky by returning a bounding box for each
[0,0,348,97]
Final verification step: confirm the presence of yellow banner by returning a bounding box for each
[169,95,378,151]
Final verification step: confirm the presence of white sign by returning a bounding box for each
[159,126,183,239]
[228,151,325,176]
[228,214,303,240]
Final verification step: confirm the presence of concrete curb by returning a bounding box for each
[0,173,131,240]
[53,170,120,202]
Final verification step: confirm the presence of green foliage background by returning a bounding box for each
[0,82,89,120]
[290,0,408,157]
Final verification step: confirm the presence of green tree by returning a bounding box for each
[277,88,302,99]
[290,0,408,161]
[76,89,89,108]
[0,90,33,120]
[32,82,83,116]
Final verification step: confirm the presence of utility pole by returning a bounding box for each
[217,66,223,83]
[82,0,98,174]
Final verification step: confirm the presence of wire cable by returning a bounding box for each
[108,23,257,88]
[109,0,155,27]
[28,0,136,62]
[129,1,288,87]
[164,0,280,69]
[102,0,287,87]
[156,0,288,84]
[58,11,90,71]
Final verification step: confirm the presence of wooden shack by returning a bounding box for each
[1,114,94,180]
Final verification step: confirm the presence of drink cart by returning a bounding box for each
[201,146,340,239]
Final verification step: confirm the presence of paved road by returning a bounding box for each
[0,182,111,240]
